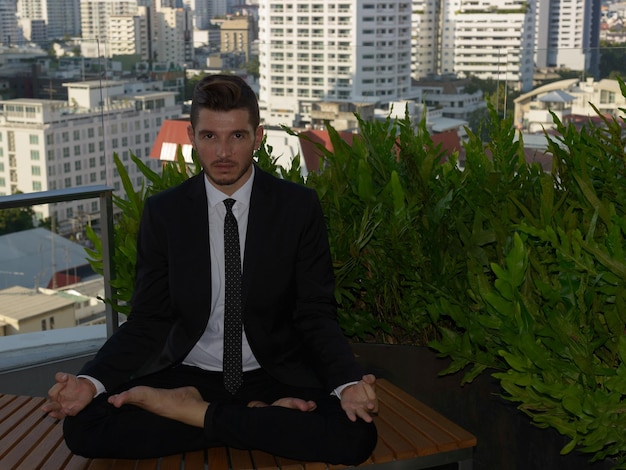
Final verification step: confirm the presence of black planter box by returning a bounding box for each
[351,343,615,470]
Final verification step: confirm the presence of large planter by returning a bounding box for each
[351,343,615,470]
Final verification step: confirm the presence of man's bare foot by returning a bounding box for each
[247,397,317,412]
[108,386,208,428]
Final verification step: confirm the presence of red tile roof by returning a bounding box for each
[149,119,191,160]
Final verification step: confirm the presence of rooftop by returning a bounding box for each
[0,285,75,321]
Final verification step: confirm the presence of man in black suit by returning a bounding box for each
[42,74,378,465]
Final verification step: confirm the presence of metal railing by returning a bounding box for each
[0,185,118,337]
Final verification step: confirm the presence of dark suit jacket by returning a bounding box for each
[80,166,364,393]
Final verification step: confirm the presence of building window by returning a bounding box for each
[41,319,47,330]
[74,145,81,156]
[32,181,42,191]
[75,161,81,171]
[30,150,40,160]
[73,130,80,141]
[31,166,41,176]
[50,317,55,329]
[30,134,39,145]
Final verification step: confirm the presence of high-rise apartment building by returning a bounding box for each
[108,7,150,59]
[17,0,81,43]
[258,1,414,127]
[155,5,194,65]
[412,0,535,91]
[80,0,138,57]
[183,0,232,30]
[0,0,19,46]
[535,0,601,77]
[454,0,535,91]
[0,80,180,231]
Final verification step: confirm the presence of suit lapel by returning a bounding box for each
[182,174,212,316]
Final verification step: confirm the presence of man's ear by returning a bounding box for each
[187,125,195,146]
[255,125,264,149]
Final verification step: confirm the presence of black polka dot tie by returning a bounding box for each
[223,198,243,394]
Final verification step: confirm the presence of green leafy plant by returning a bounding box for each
[429,82,626,465]
[85,79,626,465]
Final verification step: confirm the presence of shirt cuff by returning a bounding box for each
[332,381,359,399]
[77,375,106,397]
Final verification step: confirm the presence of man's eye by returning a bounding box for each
[234,133,243,139]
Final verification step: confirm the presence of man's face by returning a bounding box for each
[188,108,264,196]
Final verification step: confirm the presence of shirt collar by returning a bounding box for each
[204,164,255,209]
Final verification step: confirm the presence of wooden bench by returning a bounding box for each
[0,379,476,470]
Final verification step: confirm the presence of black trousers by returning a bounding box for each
[63,365,377,465]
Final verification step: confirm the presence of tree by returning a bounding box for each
[0,203,35,235]
[599,41,626,79]
[245,57,260,78]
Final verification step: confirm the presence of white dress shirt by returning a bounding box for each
[182,167,261,371]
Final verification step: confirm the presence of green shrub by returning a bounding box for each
[86,80,626,465]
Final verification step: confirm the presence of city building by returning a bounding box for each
[258,1,415,127]
[155,5,194,66]
[213,14,256,63]
[0,285,76,335]
[108,7,150,60]
[0,0,19,46]
[513,77,626,132]
[16,0,81,44]
[80,0,139,52]
[411,0,535,91]
[0,227,97,290]
[535,0,602,77]
[0,80,180,232]
[413,78,486,121]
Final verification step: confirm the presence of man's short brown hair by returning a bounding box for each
[190,74,260,129]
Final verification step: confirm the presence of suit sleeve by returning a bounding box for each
[78,195,175,391]
[291,190,364,391]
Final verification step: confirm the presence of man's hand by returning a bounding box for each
[41,372,96,419]
[340,374,378,423]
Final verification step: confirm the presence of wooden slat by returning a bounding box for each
[157,454,183,470]
[250,449,279,470]
[229,448,255,470]
[207,446,230,470]
[183,450,206,469]
[377,380,477,449]
[134,458,160,470]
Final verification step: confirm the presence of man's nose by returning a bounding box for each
[216,140,231,157]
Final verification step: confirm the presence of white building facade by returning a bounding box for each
[534,0,601,76]
[258,0,414,127]
[17,0,82,43]
[0,80,180,231]
[155,6,194,66]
